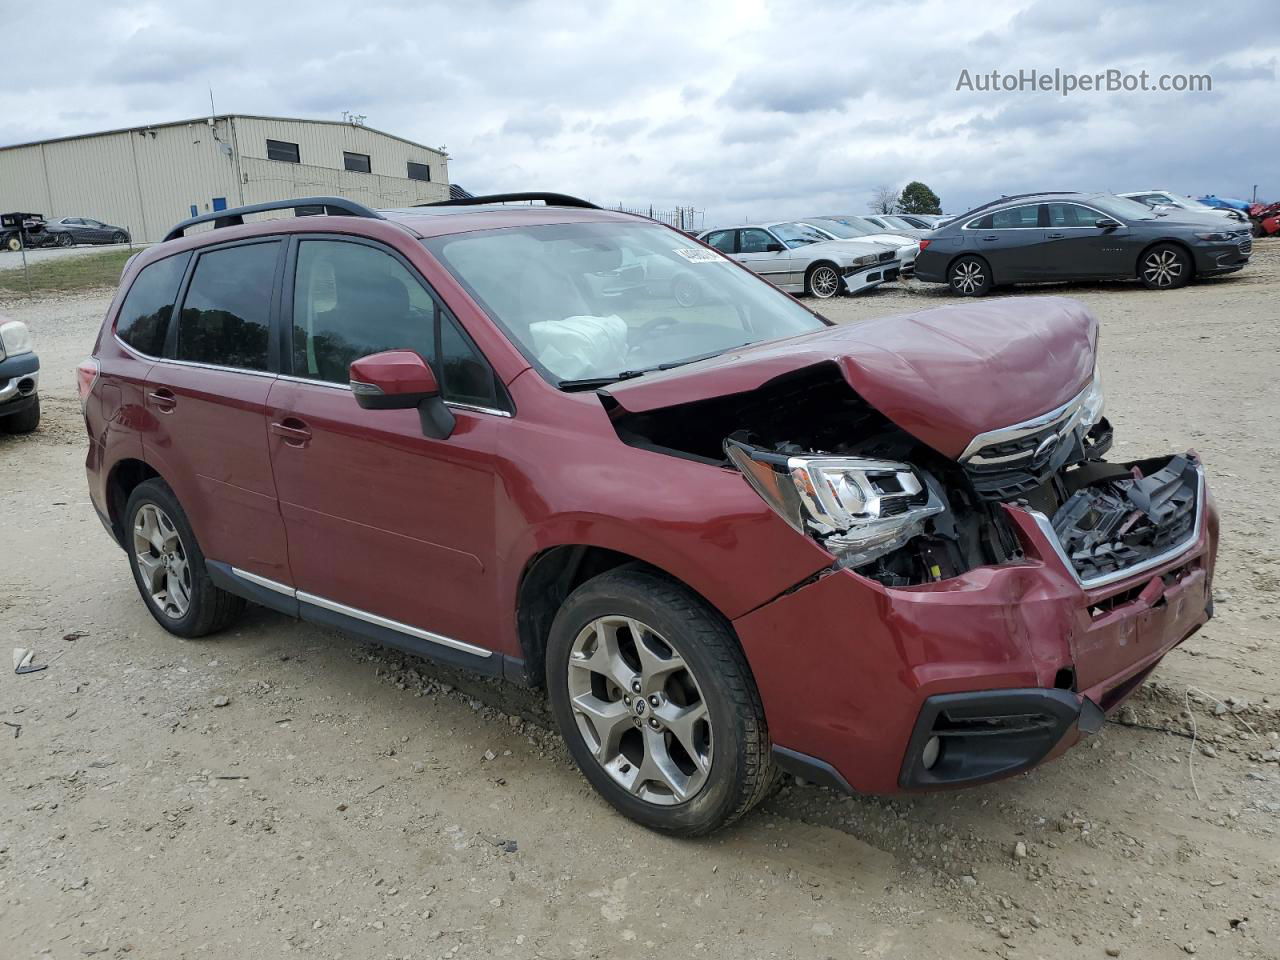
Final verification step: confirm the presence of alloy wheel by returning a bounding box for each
[132,503,192,619]
[810,265,840,298]
[952,259,985,293]
[1142,249,1183,287]
[567,615,712,805]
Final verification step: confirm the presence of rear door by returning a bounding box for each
[264,236,508,660]
[735,228,794,289]
[964,204,1050,279]
[142,237,292,584]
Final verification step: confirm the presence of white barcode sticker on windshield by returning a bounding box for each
[673,247,726,263]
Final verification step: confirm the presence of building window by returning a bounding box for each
[343,151,371,174]
[266,139,300,163]
[407,161,431,182]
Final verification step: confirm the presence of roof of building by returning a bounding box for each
[0,114,446,155]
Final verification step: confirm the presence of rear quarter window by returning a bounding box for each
[115,252,191,356]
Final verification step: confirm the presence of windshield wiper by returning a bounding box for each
[557,345,753,391]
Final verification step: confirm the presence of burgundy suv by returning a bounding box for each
[80,193,1217,835]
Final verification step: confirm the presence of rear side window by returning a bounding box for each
[705,230,735,253]
[989,205,1043,229]
[176,241,280,370]
[1047,204,1103,228]
[116,252,191,356]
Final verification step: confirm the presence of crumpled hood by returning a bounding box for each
[602,296,1098,460]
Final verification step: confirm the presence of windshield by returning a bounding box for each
[882,216,919,231]
[423,221,827,385]
[803,217,874,238]
[1093,196,1159,221]
[769,222,829,249]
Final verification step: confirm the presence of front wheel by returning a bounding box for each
[948,255,992,296]
[1138,243,1191,290]
[112,231,127,244]
[805,262,842,299]
[546,567,774,835]
[124,479,244,638]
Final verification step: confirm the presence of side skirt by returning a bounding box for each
[205,561,526,681]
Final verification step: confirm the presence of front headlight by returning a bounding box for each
[725,440,944,568]
[1193,231,1231,242]
[1079,368,1104,429]
[848,253,877,269]
[0,320,34,360]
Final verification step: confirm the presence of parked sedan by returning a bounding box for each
[44,217,131,246]
[862,215,931,239]
[800,217,921,276]
[1119,191,1248,225]
[914,192,1251,295]
[697,221,899,298]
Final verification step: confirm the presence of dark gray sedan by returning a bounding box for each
[45,217,131,247]
[913,192,1251,295]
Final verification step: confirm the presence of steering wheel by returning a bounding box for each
[632,315,680,343]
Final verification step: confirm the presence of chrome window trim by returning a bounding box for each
[226,568,492,658]
[959,379,1093,464]
[1024,465,1206,590]
[114,335,277,378]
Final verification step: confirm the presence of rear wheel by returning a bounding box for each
[2,396,39,433]
[948,255,992,296]
[546,567,774,835]
[805,262,842,299]
[57,233,74,247]
[4,235,20,252]
[124,479,244,638]
[1138,243,1191,290]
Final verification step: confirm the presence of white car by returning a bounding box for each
[1119,191,1248,225]
[800,217,921,277]
[697,221,900,299]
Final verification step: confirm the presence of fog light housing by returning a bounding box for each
[921,735,940,769]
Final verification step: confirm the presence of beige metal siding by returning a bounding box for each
[1,115,451,242]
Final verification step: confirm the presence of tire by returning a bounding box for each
[2,396,39,433]
[948,255,992,296]
[546,566,774,836]
[4,235,20,252]
[56,233,74,247]
[123,479,245,638]
[112,231,127,244]
[672,274,700,307]
[1138,243,1191,290]
[805,262,842,299]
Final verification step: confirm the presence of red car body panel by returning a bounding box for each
[82,203,1216,797]
[603,296,1097,459]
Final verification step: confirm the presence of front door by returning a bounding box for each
[265,236,510,657]
[734,228,794,289]
[143,238,291,584]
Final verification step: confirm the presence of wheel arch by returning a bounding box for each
[105,457,162,544]
[515,544,736,688]
[947,251,995,284]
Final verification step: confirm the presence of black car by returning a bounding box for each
[44,217,131,247]
[913,192,1252,295]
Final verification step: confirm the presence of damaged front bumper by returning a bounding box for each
[733,453,1218,795]
[842,258,901,295]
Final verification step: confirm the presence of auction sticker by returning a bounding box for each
[673,247,726,263]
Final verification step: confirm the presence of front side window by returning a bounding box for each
[738,229,777,253]
[343,151,371,173]
[291,240,437,384]
[423,220,828,385]
[1047,204,1103,228]
[176,242,280,370]
[116,252,191,356]
[266,139,300,163]
[804,218,872,239]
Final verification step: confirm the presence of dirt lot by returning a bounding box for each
[2,243,1278,959]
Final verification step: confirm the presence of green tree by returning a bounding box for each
[898,181,942,215]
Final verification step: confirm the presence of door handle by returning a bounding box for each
[981,235,998,242]
[270,418,312,447]
[147,388,176,412]
[1046,232,1066,239]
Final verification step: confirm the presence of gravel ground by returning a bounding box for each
[1,241,1278,959]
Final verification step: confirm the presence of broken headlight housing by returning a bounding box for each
[1079,368,1104,430]
[725,439,944,568]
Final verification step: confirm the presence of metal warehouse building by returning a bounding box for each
[0,114,451,242]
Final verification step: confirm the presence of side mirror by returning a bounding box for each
[765,242,785,253]
[349,349,455,440]
[1095,218,1122,230]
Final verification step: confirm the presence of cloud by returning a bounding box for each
[0,0,1277,223]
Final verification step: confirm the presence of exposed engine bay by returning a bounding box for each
[607,363,1201,587]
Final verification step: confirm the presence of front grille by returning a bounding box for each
[878,250,895,262]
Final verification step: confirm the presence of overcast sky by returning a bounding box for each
[3,0,1277,224]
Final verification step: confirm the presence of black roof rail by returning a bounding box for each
[162,196,384,242]
[415,192,599,210]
